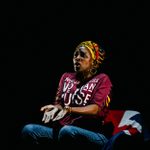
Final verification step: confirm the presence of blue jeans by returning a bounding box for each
[21,123,108,149]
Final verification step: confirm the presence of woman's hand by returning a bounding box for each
[40,105,59,123]
[40,104,55,112]
[52,108,68,121]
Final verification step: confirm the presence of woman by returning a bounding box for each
[21,41,112,150]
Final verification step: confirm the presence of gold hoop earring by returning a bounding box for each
[90,67,97,75]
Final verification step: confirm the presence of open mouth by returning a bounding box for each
[74,62,80,67]
[74,62,80,71]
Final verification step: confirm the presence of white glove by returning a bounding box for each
[52,109,68,121]
[41,106,59,123]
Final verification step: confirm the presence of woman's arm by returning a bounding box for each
[65,104,99,115]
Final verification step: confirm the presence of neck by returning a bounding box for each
[76,71,94,83]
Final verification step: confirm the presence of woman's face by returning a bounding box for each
[73,46,93,73]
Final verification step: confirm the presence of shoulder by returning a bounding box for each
[95,73,110,80]
[60,72,76,80]
[94,73,112,85]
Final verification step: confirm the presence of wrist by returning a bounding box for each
[55,104,63,110]
[64,105,72,113]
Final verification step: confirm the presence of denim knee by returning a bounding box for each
[22,124,35,136]
[58,125,77,140]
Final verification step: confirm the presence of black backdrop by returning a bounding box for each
[4,0,150,149]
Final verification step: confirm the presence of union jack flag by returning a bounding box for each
[104,110,142,136]
[102,110,143,150]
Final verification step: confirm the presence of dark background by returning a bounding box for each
[3,0,150,149]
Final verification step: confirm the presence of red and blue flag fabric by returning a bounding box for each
[104,110,142,136]
[102,110,143,150]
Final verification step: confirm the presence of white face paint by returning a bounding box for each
[73,46,93,73]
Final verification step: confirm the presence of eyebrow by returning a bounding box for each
[78,47,87,53]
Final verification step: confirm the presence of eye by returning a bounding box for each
[73,51,79,57]
[80,51,86,58]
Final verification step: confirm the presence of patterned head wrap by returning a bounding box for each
[77,41,105,65]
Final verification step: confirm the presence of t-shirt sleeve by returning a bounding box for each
[92,74,112,110]
[53,73,67,106]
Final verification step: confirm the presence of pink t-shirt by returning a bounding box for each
[54,72,112,132]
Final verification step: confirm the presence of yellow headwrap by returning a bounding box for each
[77,41,105,64]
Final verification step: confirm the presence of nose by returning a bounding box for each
[75,54,81,61]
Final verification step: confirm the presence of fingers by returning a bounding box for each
[42,107,59,123]
[40,104,54,111]
[52,109,67,121]
[43,113,51,123]
[42,113,47,122]
[49,107,59,120]
[42,112,51,123]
